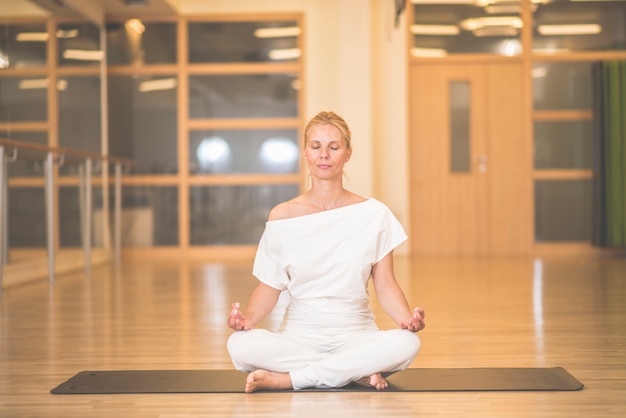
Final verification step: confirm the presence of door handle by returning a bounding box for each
[473,155,487,173]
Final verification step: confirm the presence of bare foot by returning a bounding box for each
[245,370,293,393]
[354,373,389,390]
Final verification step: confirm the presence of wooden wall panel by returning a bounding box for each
[486,63,532,255]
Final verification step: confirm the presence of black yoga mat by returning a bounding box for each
[50,367,583,394]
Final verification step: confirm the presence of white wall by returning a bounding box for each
[371,0,410,248]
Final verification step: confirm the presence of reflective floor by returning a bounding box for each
[1,255,625,417]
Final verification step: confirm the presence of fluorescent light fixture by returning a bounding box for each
[485,4,521,14]
[411,47,448,57]
[254,27,301,38]
[126,19,145,34]
[532,47,571,54]
[56,29,79,38]
[474,26,519,37]
[19,79,48,89]
[16,32,49,42]
[537,24,602,36]
[138,78,177,92]
[63,49,104,61]
[411,24,460,35]
[18,78,68,90]
[411,0,475,4]
[461,17,523,31]
[0,54,9,69]
[268,48,301,60]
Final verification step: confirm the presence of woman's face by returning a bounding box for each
[303,124,351,180]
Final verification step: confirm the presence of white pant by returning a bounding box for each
[227,328,420,389]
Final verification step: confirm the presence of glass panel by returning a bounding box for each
[411,2,522,56]
[189,74,299,119]
[106,21,177,65]
[190,184,299,245]
[59,186,103,247]
[0,22,47,68]
[534,121,592,169]
[57,22,102,67]
[534,179,592,242]
[532,62,592,110]
[0,76,47,122]
[533,0,626,53]
[108,75,178,174]
[450,81,470,173]
[58,76,101,155]
[188,21,300,63]
[8,187,46,247]
[1,131,47,177]
[99,186,180,246]
[190,129,299,174]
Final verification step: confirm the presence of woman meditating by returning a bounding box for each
[227,111,425,393]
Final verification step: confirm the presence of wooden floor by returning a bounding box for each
[1,255,625,417]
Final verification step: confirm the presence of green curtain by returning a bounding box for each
[592,61,626,248]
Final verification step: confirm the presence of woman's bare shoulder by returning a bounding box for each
[268,196,311,221]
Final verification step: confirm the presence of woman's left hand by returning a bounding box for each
[400,307,425,332]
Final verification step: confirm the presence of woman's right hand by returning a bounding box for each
[227,302,253,331]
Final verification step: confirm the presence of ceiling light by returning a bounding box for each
[411,0,475,4]
[461,17,523,31]
[56,29,79,38]
[268,48,301,60]
[537,24,602,36]
[411,24,460,35]
[474,26,519,37]
[138,78,177,92]
[484,4,521,14]
[411,47,448,57]
[63,49,104,61]
[254,27,301,38]
[532,47,570,54]
[18,78,68,90]
[126,19,145,34]
[501,39,522,56]
[16,32,49,42]
[19,79,48,89]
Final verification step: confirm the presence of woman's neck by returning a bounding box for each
[305,182,351,211]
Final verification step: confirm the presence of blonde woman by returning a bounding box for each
[227,111,425,393]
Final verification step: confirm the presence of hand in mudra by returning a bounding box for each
[400,307,425,332]
[227,302,253,331]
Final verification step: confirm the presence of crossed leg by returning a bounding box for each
[228,328,419,392]
[244,370,388,393]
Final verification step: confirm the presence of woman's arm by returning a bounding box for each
[371,252,425,332]
[228,282,281,331]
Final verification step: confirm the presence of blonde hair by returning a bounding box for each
[303,111,352,150]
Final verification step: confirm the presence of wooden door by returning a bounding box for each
[409,63,531,255]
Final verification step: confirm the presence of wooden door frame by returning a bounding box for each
[409,61,532,256]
